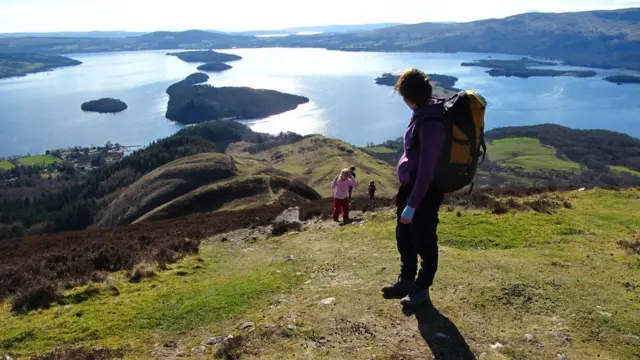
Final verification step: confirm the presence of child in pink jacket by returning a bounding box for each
[331,168,357,222]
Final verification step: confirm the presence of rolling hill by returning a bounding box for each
[228,135,399,198]
[134,174,321,223]
[95,153,240,227]
[97,134,397,226]
[339,8,640,70]
[364,124,640,189]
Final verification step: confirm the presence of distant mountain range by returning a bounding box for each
[232,23,404,36]
[0,23,404,39]
[0,8,638,70]
[0,31,147,38]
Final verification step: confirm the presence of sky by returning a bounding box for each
[0,0,639,33]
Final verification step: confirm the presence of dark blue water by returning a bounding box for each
[0,48,639,157]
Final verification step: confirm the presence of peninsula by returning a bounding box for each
[81,98,128,114]
[0,53,82,79]
[165,73,309,124]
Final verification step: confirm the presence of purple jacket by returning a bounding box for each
[396,98,445,208]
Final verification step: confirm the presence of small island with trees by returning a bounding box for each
[166,50,242,63]
[165,73,309,124]
[81,98,128,114]
[375,73,460,98]
[0,53,82,79]
[197,62,233,72]
[461,58,597,78]
[167,50,241,73]
[604,75,640,85]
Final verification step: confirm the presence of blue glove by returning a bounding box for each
[401,206,415,224]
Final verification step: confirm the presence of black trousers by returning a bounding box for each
[395,184,444,289]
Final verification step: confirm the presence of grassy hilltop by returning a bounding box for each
[1,188,638,359]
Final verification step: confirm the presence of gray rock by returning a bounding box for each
[194,345,207,355]
[3,356,15,360]
[287,324,297,331]
[287,255,296,261]
[287,313,297,320]
[176,351,187,357]
[239,321,255,331]
[524,334,535,342]
[202,336,225,346]
[319,297,336,305]
[265,323,276,328]
[557,353,567,360]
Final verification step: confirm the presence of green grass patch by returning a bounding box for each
[0,243,301,356]
[610,165,640,177]
[17,155,61,166]
[363,146,395,154]
[487,137,581,173]
[0,161,15,170]
[2,189,639,359]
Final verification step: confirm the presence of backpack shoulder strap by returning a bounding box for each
[407,99,447,152]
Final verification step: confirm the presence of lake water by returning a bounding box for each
[1,48,639,157]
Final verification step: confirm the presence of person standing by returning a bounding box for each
[348,166,357,200]
[368,181,377,200]
[331,169,357,222]
[381,68,446,308]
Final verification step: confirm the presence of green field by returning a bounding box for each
[363,146,396,154]
[611,165,640,177]
[0,161,15,170]
[2,189,639,359]
[17,155,61,166]
[487,137,581,173]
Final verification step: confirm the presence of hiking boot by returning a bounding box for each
[382,278,415,299]
[400,288,431,308]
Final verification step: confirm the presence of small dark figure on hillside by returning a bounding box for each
[368,181,377,199]
[348,166,357,200]
[331,169,357,222]
[382,68,446,309]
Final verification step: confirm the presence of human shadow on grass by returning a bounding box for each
[403,300,476,360]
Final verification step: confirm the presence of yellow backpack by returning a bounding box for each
[414,90,487,193]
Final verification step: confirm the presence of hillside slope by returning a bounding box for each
[96,153,239,227]
[135,174,321,223]
[1,189,638,359]
[98,152,322,226]
[229,135,399,198]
